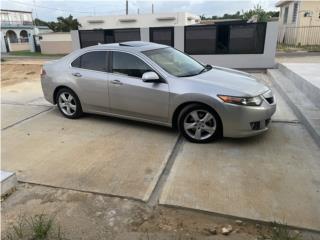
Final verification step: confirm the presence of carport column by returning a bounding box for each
[140,28,149,42]
[71,30,81,50]
[174,26,184,51]
[28,32,35,52]
[1,32,8,53]
[263,22,278,68]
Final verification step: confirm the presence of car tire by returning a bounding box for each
[56,88,83,119]
[178,104,222,143]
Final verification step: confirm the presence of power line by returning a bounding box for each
[8,0,125,14]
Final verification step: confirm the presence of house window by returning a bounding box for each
[292,3,298,23]
[283,6,289,24]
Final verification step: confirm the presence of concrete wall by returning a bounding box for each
[10,42,29,51]
[191,22,278,69]
[40,33,72,54]
[71,22,278,69]
[78,12,200,30]
[40,41,72,54]
[71,30,81,51]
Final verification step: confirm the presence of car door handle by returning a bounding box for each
[72,72,82,77]
[110,80,123,85]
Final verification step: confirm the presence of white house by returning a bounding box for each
[0,9,51,52]
[77,12,201,30]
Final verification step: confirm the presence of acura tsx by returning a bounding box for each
[41,41,276,143]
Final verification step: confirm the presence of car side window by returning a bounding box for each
[71,51,108,72]
[112,51,152,78]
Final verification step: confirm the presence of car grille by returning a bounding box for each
[265,96,274,104]
[250,118,271,131]
[262,90,274,104]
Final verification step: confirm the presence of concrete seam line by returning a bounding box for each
[1,107,54,131]
[146,134,183,206]
[272,120,300,124]
[17,180,145,203]
[2,102,52,107]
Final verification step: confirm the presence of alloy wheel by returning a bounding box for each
[58,92,77,116]
[183,110,216,140]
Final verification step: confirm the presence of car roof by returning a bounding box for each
[82,41,168,53]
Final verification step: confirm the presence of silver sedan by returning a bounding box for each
[41,41,276,143]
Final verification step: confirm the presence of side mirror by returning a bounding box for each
[142,71,160,83]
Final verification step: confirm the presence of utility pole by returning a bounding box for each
[152,2,154,14]
[137,8,139,15]
[33,0,38,21]
[126,0,128,15]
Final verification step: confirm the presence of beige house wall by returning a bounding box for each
[40,41,72,54]
[299,1,320,26]
[277,1,320,45]
[10,43,29,51]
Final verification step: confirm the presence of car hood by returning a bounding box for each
[186,66,269,97]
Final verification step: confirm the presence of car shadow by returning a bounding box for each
[51,107,176,135]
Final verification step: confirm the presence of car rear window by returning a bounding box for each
[71,51,108,72]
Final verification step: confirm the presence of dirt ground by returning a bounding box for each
[1,63,41,87]
[1,183,300,240]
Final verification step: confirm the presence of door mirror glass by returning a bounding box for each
[142,71,160,82]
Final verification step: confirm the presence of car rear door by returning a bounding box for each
[70,51,110,113]
[108,51,169,123]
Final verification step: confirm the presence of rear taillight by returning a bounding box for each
[41,68,46,77]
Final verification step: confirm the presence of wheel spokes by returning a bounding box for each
[202,124,215,134]
[190,111,200,121]
[183,109,217,141]
[61,93,68,102]
[201,112,213,123]
[69,103,76,111]
[184,122,197,130]
[194,128,202,139]
[59,92,76,116]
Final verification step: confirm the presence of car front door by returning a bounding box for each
[109,51,169,123]
[70,51,110,113]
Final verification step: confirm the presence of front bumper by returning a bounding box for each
[220,97,276,138]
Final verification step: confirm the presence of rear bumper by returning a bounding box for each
[221,99,276,138]
[41,76,55,104]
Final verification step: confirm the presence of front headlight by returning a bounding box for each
[218,95,263,106]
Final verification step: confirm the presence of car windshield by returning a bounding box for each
[143,47,207,77]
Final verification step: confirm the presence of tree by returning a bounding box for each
[34,15,81,32]
[200,5,279,22]
[242,4,275,22]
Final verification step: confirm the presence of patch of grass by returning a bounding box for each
[8,50,65,57]
[277,43,320,52]
[258,222,303,240]
[4,214,66,240]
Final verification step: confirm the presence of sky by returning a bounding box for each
[1,0,278,21]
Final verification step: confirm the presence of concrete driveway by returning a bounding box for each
[1,72,320,231]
